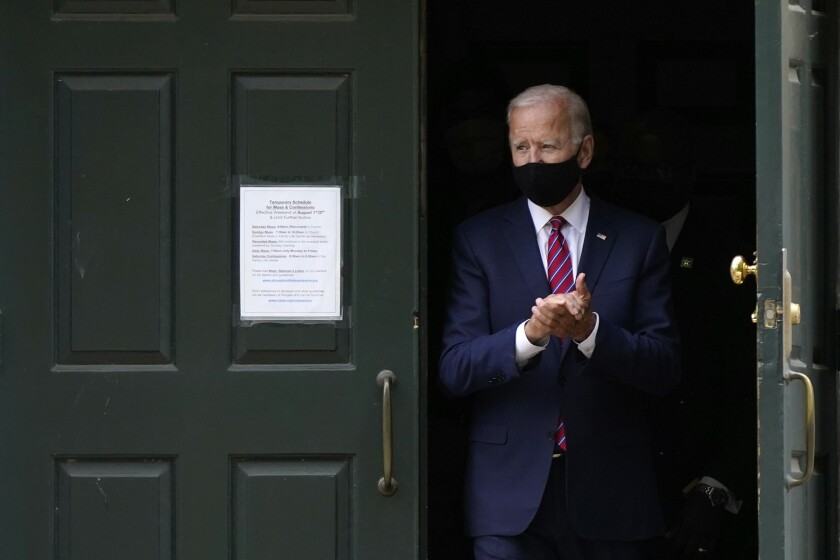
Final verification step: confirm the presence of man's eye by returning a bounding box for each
[541,145,556,151]
[515,145,528,152]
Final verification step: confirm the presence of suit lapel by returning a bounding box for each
[577,196,618,295]
[551,197,619,367]
[504,197,550,302]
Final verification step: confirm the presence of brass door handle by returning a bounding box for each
[377,370,398,496]
[786,371,815,488]
[731,255,758,324]
[730,255,757,285]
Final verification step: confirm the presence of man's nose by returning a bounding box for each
[526,148,541,163]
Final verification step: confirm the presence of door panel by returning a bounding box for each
[231,74,352,365]
[0,1,419,558]
[56,74,175,365]
[754,1,836,558]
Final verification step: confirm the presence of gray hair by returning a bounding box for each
[506,84,593,144]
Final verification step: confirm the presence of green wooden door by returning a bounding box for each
[754,0,837,558]
[0,1,420,558]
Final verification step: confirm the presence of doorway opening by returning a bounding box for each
[425,3,757,559]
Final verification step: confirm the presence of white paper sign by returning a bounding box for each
[239,185,342,320]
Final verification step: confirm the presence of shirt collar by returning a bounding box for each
[527,187,591,235]
[662,202,690,252]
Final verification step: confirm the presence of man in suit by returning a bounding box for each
[439,84,681,560]
[605,110,757,560]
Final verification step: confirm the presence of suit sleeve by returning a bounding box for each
[438,225,534,397]
[585,226,681,396]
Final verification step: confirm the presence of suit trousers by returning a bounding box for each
[473,458,653,560]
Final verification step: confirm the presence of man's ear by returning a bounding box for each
[578,134,595,169]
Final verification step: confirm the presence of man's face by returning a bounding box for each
[508,102,577,167]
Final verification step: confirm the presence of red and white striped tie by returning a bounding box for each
[547,216,575,295]
[547,215,573,452]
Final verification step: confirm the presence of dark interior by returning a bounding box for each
[426,3,757,558]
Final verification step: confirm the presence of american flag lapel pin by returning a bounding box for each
[596,233,607,240]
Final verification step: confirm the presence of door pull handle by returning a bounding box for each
[786,371,815,489]
[377,370,398,496]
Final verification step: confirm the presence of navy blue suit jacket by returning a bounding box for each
[439,194,680,541]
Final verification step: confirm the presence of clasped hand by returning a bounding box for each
[525,273,595,343]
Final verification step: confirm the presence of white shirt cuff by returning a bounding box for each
[515,320,548,367]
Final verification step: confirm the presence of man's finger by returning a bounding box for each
[575,273,590,299]
[561,298,583,318]
[537,296,573,316]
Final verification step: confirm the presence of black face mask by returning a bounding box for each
[512,150,582,207]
